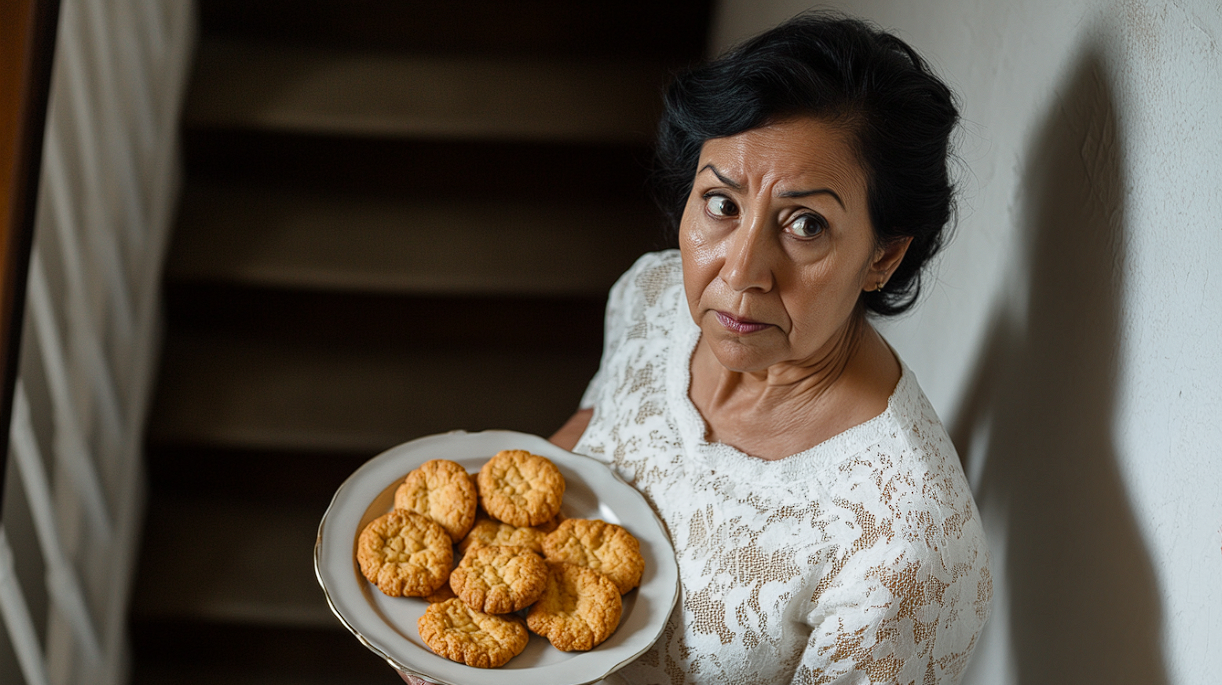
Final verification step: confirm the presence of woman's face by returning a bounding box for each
[679,116,900,374]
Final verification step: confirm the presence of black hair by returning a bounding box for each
[654,11,959,316]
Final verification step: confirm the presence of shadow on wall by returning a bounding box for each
[951,48,1169,685]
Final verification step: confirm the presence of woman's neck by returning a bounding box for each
[689,317,900,460]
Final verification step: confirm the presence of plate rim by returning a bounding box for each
[314,429,679,685]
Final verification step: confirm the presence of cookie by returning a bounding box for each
[477,450,565,527]
[535,513,563,534]
[449,545,549,614]
[356,510,453,597]
[527,561,622,651]
[458,515,550,556]
[542,518,644,594]
[394,459,478,543]
[418,598,529,668]
[423,583,458,604]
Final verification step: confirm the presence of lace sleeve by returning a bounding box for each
[578,252,663,409]
[792,535,979,685]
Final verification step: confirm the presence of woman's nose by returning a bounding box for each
[720,216,775,293]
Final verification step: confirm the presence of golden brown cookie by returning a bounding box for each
[357,510,453,597]
[394,459,478,543]
[423,583,458,604]
[535,513,563,534]
[527,561,622,651]
[418,598,529,668]
[449,545,549,614]
[542,518,644,594]
[477,450,565,527]
[458,515,550,556]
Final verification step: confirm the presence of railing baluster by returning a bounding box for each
[43,131,127,478]
[0,527,54,685]
[57,0,136,353]
[9,385,103,664]
[27,250,113,543]
[81,0,147,251]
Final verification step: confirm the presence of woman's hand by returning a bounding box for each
[549,408,593,451]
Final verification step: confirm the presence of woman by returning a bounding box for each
[551,12,991,685]
[405,12,990,685]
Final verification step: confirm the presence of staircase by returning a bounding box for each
[126,2,710,683]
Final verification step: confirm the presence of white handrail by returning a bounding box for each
[0,0,196,682]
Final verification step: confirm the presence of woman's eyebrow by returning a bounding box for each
[699,164,742,189]
[700,163,846,209]
[779,187,846,209]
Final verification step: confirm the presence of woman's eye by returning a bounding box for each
[790,214,827,238]
[704,194,739,218]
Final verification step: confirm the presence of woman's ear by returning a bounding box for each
[868,236,913,289]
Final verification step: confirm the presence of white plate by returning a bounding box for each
[315,430,679,685]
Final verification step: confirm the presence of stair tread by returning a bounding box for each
[185,38,665,143]
[166,183,658,296]
[131,620,402,685]
[198,0,711,60]
[146,328,599,455]
[133,670,399,685]
[163,285,607,350]
[132,496,335,627]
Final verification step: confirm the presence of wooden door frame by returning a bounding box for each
[0,0,61,511]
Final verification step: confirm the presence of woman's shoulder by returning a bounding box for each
[828,364,980,540]
[819,371,989,611]
[603,249,685,329]
[610,249,682,302]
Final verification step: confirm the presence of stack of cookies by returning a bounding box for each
[355,449,645,669]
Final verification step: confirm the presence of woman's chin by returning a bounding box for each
[706,335,783,374]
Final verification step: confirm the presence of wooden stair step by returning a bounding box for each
[144,443,373,508]
[185,38,666,143]
[145,327,600,456]
[166,183,660,296]
[198,0,711,60]
[182,130,659,203]
[132,494,333,627]
[163,285,608,353]
[131,620,400,685]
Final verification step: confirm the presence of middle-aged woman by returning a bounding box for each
[399,11,991,685]
[546,11,993,685]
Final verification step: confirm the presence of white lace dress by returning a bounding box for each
[574,251,992,685]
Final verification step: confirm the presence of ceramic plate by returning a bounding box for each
[315,430,679,685]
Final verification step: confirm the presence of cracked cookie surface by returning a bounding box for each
[527,561,622,651]
[449,544,549,614]
[418,598,529,668]
[477,450,565,527]
[394,459,478,543]
[542,518,644,594]
[459,515,551,556]
[357,510,452,597]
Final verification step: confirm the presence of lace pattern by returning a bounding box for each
[575,251,991,685]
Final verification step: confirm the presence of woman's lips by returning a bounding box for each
[715,311,771,334]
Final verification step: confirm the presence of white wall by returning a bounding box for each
[710,1,1221,684]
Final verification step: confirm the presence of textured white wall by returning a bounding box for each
[709,1,1221,684]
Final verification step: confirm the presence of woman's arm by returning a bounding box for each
[548,408,593,451]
